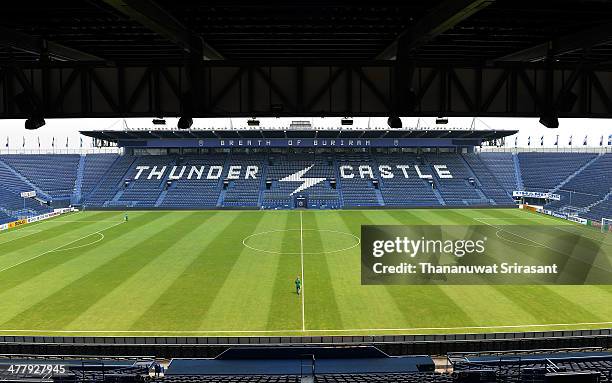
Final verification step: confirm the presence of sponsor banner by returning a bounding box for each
[0,223,8,232]
[520,204,539,212]
[552,212,568,219]
[119,138,482,148]
[567,216,588,225]
[513,190,561,201]
[12,209,70,228]
[8,219,28,229]
[361,225,611,285]
[27,211,58,223]
[20,191,36,198]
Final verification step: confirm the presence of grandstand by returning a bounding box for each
[1,145,610,223]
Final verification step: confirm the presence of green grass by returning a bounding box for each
[0,208,610,337]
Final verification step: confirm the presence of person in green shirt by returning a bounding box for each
[295,276,301,295]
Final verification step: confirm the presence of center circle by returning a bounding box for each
[243,229,360,255]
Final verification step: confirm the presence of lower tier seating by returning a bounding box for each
[0,151,610,222]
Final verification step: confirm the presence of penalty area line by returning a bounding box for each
[1,321,612,334]
[0,221,124,274]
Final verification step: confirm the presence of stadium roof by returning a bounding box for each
[80,128,517,141]
[2,0,612,64]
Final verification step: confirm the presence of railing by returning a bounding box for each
[0,148,121,155]
[478,147,612,154]
[0,328,610,358]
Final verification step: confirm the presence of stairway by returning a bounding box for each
[333,160,345,208]
[216,153,232,207]
[154,159,178,206]
[72,154,86,204]
[460,154,497,203]
[111,188,125,203]
[0,159,50,199]
[257,159,269,207]
[552,153,602,193]
[512,153,524,190]
[374,188,385,205]
[155,189,169,207]
[431,183,446,205]
[586,190,612,211]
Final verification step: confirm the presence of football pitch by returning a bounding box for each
[0,208,610,337]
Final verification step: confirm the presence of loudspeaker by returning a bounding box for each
[387,116,402,129]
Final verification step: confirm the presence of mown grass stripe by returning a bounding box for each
[0,212,198,330]
[0,208,608,336]
[345,210,476,328]
[200,211,294,331]
[492,285,608,324]
[265,212,302,331]
[128,211,267,331]
[323,210,406,329]
[0,212,168,295]
[0,212,172,327]
[301,211,344,330]
[66,212,223,330]
[0,212,121,262]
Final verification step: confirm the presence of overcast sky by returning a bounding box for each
[0,117,610,150]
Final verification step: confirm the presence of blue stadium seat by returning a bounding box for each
[1,154,80,200]
[0,151,608,222]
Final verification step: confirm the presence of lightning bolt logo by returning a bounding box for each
[279,164,327,196]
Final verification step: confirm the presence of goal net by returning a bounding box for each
[602,218,612,233]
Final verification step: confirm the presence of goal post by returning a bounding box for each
[602,218,612,233]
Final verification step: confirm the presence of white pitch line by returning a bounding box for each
[553,225,609,244]
[0,230,42,246]
[0,221,123,274]
[1,320,612,335]
[300,210,305,332]
[474,217,612,274]
[473,217,572,253]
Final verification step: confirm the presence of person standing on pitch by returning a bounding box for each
[124,213,128,222]
[295,276,301,295]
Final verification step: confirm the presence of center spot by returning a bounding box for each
[243,229,360,255]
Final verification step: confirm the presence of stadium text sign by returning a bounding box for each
[120,138,481,148]
[361,225,611,285]
[513,190,561,201]
[133,164,453,181]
